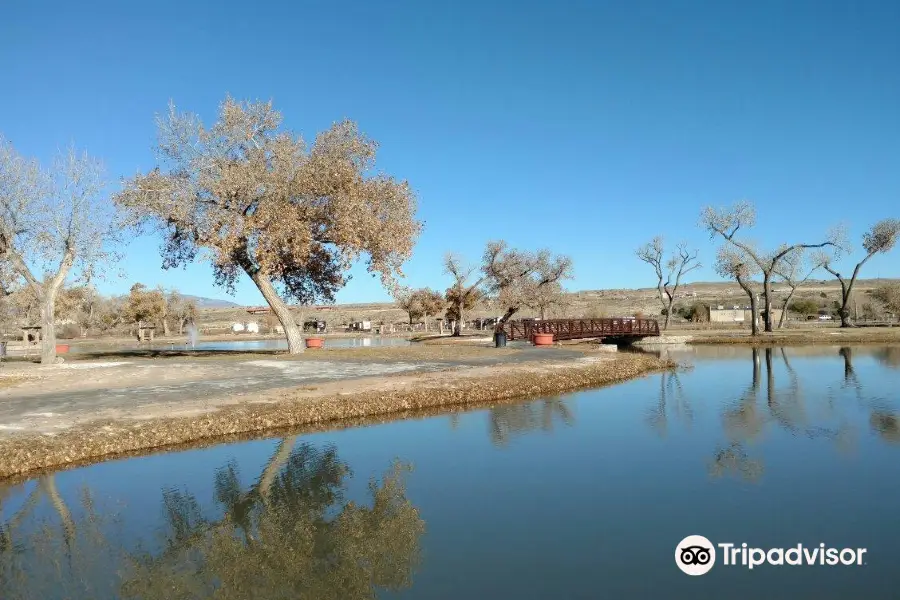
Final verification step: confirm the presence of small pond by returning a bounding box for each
[1,345,899,599]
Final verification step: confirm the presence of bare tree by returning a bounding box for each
[115,97,420,353]
[714,246,761,335]
[772,249,826,328]
[635,236,700,329]
[443,253,485,336]
[700,201,840,332]
[820,219,900,327]
[0,138,118,364]
[482,241,573,328]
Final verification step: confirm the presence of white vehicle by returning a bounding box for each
[818,314,833,321]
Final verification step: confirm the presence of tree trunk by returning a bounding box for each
[839,282,852,328]
[39,293,58,365]
[750,292,759,335]
[762,273,774,332]
[40,475,75,543]
[259,435,299,502]
[778,287,797,329]
[178,318,185,335]
[162,318,171,337]
[736,276,759,336]
[453,301,463,336]
[496,306,518,329]
[751,347,760,389]
[423,312,429,332]
[663,301,672,329]
[248,270,304,353]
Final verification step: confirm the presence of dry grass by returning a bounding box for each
[0,375,29,389]
[0,353,671,481]
[688,327,900,345]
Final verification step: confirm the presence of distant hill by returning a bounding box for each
[182,295,241,308]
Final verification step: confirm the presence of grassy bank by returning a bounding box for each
[686,327,900,345]
[0,353,671,480]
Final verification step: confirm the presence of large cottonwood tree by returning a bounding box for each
[482,241,573,327]
[0,138,117,364]
[115,98,420,353]
[701,201,841,332]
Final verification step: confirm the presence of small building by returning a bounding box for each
[303,320,327,333]
[137,324,156,342]
[22,325,42,345]
[706,305,783,324]
[347,320,372,332]
[245,322,260,334]
[232,322,245,333]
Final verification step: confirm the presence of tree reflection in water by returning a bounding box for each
[646,370,692,438]
[488,398,574,446]
[702,346,890,483]
[0,440,425,600]
[855,346,900,444]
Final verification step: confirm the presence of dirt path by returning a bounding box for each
[0,350,671,480]
[0,345,585,434]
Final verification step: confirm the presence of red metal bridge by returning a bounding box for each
[502,318,660,342]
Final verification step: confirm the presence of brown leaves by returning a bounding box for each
[115,97,420,306]
[481,240,573,320]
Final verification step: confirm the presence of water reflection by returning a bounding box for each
[645,371,692,437]
[488,398,574,446]
[656,346,900,484]
[0,441,423,600]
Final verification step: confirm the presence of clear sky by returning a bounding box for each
[2,0,898,305]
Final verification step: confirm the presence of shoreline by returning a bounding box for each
[683,327,900,345]
[0,353,671,481]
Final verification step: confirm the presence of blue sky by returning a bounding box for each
[2,0,898,305]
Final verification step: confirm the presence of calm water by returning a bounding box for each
[2,345,899,599]
[70,336,412,353]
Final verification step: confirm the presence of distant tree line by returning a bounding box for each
[396,241,574,337]
[0,282,197,340]
[635,201,899,334]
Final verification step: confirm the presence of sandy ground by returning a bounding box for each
[0,345,585,434]
[0,348,670,480]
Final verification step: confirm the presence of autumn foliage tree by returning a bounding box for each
[396,287,444,330]
[115,97,420,353]
[0,138,118,363]
[122,284,167,333]
[482,241,573,327]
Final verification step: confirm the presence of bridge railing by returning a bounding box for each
[503,318,660,341]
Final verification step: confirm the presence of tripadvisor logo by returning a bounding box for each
[675,535,867,575]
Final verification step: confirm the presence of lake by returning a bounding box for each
[1,345,899,599]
